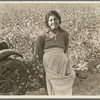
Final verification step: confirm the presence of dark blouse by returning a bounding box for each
[35,27,69,62]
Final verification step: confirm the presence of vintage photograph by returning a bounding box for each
[0,1,100,96]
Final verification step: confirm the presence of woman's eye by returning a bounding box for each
[50,19,52,22]
[54,18,58,21]
[54,18,56,20]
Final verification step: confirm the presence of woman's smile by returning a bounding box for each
[48,15,60,30]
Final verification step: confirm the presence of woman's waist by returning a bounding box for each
[44,47,64,54]
[44,44,65,50]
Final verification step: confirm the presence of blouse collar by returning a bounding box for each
[46,26,62,34]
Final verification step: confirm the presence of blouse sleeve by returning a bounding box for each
[64,31,69,53]
[35,35,44,62]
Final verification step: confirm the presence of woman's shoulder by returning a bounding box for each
[38,33,45,37]
[38,27,49,37]
[60,27,69,36]
[37,32,47,41]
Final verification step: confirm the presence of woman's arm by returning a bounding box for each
[35,35,44,63]
[64,31,69,54]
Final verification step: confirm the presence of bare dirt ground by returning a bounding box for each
[25,70,100,96]
[73,71,100,95]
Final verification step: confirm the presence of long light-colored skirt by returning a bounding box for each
[43,48,75,95]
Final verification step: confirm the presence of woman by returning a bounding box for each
[36,10,75,95]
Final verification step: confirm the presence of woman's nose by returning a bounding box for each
[51,20,54,23]
[52,20,55,24]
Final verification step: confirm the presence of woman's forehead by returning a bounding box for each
[48,15,58,19]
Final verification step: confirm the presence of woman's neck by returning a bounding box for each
[52,27,59,34]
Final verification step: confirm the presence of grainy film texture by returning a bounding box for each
[0,3,100,95]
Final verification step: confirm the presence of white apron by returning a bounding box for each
[43,48,75,95]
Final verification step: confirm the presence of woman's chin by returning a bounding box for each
[51,27,58,30]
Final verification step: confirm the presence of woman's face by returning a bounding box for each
[48,15,60,30]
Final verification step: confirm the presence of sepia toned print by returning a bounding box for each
[0,2,100,96]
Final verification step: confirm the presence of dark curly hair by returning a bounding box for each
[45,10,61,28]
